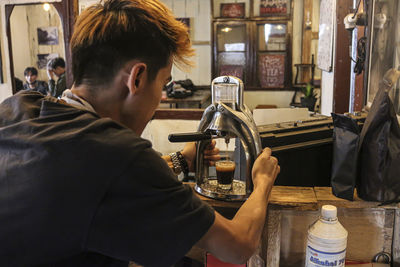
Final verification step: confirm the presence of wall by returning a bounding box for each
[162,0,211,86]
[319,0,337,116]
[0,5,9,101]
[9,6,30,81]
[292,0,303,79]
[0,6,6,84]
[244,90,294,109]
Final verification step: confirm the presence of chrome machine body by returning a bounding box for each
[169,76,262,201]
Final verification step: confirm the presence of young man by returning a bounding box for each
[0,0,279,266]
[47,57,67,97]
[23,66,49,95]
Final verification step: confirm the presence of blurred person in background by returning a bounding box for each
[23,67,48,95]
[47,57,66,97]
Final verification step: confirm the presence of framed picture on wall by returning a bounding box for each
[258,53,285,88]
[37,53,58,69]
[260,0,290,16]
[176,17,192,37]
[37,26,59,45]
[220,3,245,18]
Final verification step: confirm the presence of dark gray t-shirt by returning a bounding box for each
[0,91,215,267]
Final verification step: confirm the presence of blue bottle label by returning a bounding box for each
[305,245,346,267]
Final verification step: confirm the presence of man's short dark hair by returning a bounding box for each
[24,67,38,76]
[48,57,65,70]
[70,0,194,88]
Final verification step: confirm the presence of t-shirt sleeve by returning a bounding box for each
[85,146,215,266]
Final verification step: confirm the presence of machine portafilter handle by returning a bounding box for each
[168,132,213,143]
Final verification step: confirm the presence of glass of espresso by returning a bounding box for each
[215,160,236,190]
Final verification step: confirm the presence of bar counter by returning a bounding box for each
[185,183,400,267]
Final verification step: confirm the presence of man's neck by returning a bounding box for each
[70,67,148,136]
[70,84,133,130]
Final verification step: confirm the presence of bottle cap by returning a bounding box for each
[321,205,337,220]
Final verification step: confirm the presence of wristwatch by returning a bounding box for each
[169,152,182,174]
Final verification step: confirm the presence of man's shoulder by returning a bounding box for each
[39,98,151,150]
[1,91,150,149]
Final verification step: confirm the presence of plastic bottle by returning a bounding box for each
[305,205,348,267]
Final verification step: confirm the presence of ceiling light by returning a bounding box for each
[43,3,50,11]
[221,27,232,33]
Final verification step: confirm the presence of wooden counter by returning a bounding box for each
[188,183,399,210]
[192,185,318,211]
[186,183,400,267]
[160,90,211,108]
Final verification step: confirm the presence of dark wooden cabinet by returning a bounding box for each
[211,0,293,90]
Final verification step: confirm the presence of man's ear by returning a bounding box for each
[127,63,147,95]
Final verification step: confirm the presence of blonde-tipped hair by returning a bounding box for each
[70,0,194,86]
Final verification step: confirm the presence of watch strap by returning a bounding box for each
[169,152,181,174]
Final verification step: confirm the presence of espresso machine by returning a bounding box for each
[169,76,262,201]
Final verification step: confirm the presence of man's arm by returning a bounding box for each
[196,148,279,264]
[55,74,67,97]
[48,78,56,96]
[47,66,56,96]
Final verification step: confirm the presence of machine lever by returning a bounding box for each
[168,132,212,142]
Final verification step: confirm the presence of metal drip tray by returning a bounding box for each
[194,179,248,201]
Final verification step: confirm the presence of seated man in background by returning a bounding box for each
[47,57,66,97]
[23,66,48,95]
[0,0,279,266]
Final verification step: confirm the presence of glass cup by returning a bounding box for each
[215,160,236,190]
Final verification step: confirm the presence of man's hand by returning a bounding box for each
[251,147,280,189]
[203,140,221,167]
[181,140,220,171]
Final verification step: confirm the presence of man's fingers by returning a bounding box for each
[270,156,278,164]
[204,147,220,155]
[204,154,221,161]
[262,147,272,158]
[274,165,281,177]
[206,140,217,150]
